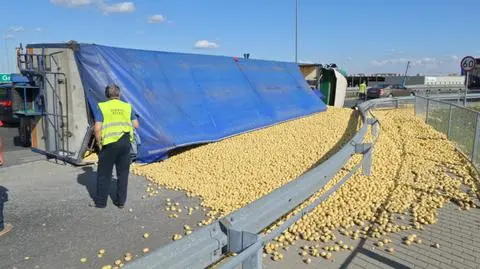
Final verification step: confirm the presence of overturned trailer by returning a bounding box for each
[15,41,327,165]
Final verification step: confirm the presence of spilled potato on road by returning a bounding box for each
[133,107,359,222]
[263,107,479,262]
[131,106,478,263]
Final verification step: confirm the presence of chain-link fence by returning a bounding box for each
[415,96,480,169]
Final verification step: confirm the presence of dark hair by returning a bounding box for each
[105,84,121,99]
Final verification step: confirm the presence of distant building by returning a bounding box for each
[299,64,464,87]
[345,74,464,87]
[424,76,465,85]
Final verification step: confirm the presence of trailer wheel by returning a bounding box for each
[19,118,32,147]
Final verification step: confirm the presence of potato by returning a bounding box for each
[172,234,183,241]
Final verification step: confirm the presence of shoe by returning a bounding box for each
[114,202,124,209]
[89,202,106,208]
[0,223,13,236]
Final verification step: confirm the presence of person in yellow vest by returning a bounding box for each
[91,84,139,209]
[359,81,367,100]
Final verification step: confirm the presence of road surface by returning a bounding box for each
[0,161,206,269]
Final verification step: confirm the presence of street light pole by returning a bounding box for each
[295,0,298,63]
[3,36,8,73]
[3,34,13,73]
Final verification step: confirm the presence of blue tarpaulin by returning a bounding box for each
[312,89,324,99]
[74,44,327,163]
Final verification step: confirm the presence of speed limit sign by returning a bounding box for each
[461,56,476,72]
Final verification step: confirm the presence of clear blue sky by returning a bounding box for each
[1,0,479,75]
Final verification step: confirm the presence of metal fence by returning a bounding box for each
[415,95,480,169]
[123,98,415,269]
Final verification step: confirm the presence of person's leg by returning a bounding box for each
[0,201,4,230]
[95,145,116,208]
[0,195,13,236]
[115,135,131,207]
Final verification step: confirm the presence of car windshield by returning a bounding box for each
[375,84,389,88]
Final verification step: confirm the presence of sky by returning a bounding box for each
[1,0,480,75]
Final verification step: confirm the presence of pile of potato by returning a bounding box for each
[263,108,478,261]
[133,107,359,222]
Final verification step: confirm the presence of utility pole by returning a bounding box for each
[295,0,298,63]
[402,61,410,86]
[4,36,9,73]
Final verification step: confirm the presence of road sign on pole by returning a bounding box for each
[0,73,11,83]
[461,56,475,72]
[460,56,475,106]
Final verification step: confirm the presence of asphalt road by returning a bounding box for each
[0,161,206,269]
[0,125,22,152]
[0,123,209,269]
[0,125,44,167]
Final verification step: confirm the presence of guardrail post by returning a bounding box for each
[425,99,430,124]
[447,104,453,138]
[369,118,379,139]
[414,96,418,116]
[471,113,480,164]
[395,99,399,108]
[242,236,262,269]
[355,143,373,176]
[220,219,262,269]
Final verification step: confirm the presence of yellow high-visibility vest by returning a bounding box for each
[98,99,133,146]
[359,83,367,94]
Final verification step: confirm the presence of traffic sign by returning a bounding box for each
[461,56,476,72]
[0,73,11,83]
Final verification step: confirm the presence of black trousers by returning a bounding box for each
[0,201,4,230]
[96,134,131,207]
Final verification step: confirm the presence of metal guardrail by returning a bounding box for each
[124,98,415,269]
[346,84,467,99]
[415,95,480,170]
